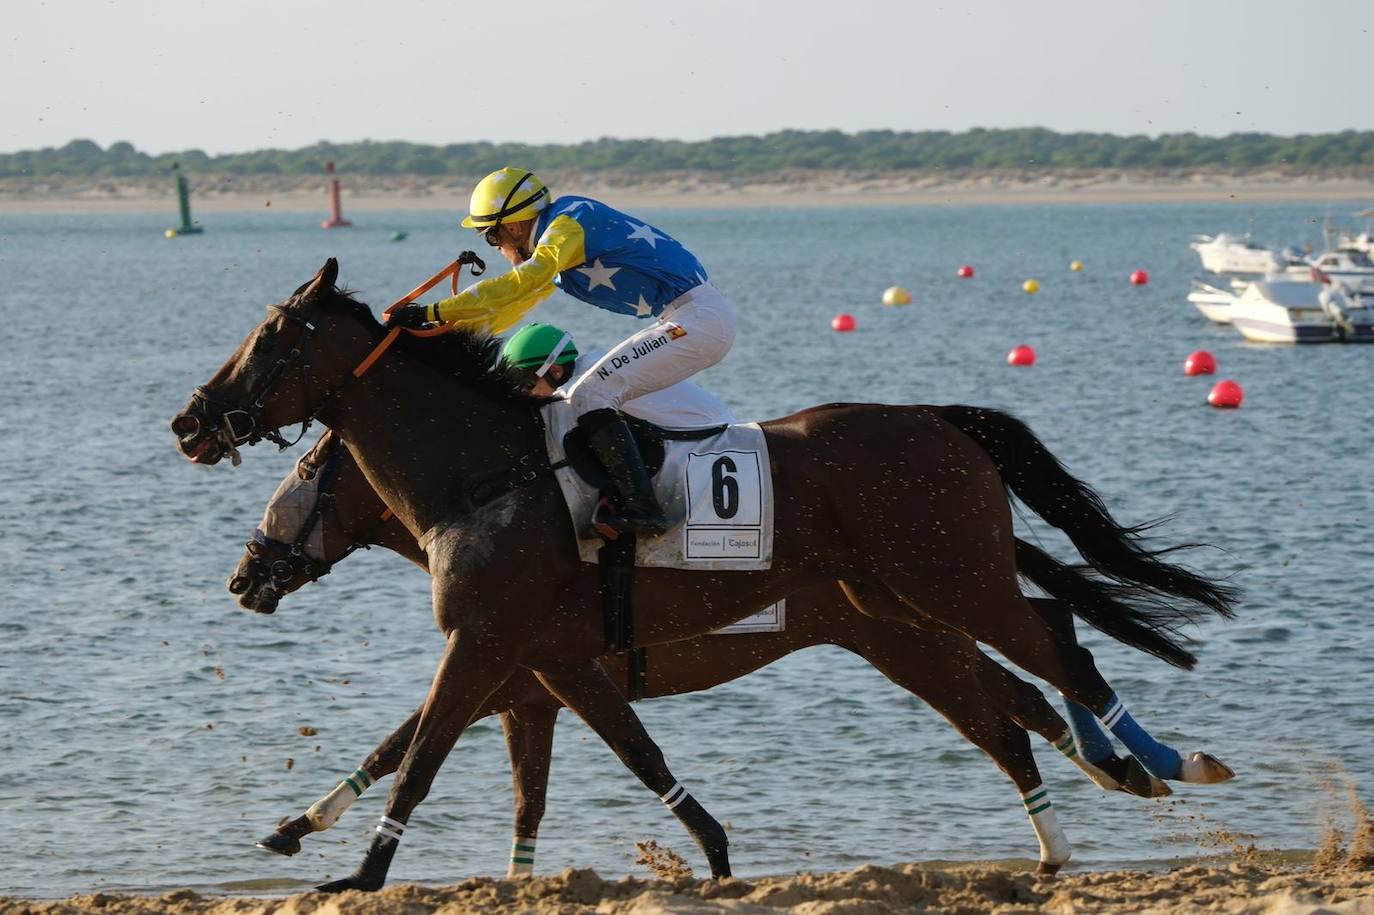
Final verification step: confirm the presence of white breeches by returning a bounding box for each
[564,285,736,416]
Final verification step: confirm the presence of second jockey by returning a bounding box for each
[500,322,735,430]
[390,168,736,536]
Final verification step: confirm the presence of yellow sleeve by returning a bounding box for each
[430,215,586,328]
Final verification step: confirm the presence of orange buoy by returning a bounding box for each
[1208,379,1243,408]
[832,313,856,332]
[1022,279,1040,294]
[957,265,975,279]
[1007,344,1036,366]
[1184,350,1217,376]
[1130,269,1149,285]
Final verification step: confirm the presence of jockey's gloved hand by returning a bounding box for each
[387,302,439,330]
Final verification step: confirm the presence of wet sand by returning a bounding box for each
[2,170,1372,213]
[4,855,1373,915]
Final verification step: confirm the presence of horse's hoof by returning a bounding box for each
[1036,860,1064,877]
[1179,751,1235,784]
[1116,756,1173,799]
[316,873,384,894]
[255,832,301,857]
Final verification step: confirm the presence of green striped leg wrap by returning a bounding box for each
[1051,729,1122,791]
[1020,784,1071,867]
[508,835,537,877]
[343,767,374,797]
[306,766,376,830]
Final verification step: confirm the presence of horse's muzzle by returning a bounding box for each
[171,412,223,464]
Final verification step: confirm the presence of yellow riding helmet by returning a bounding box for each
[460,168,550,229]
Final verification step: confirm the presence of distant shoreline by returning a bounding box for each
[2,170,1371,213]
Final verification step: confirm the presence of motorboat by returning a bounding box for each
[1228,280,1374,343]
[1188,280,1239,323]
[1336,209,1374,257]
[1303,249,1374,295]
[1190,233,1295,275]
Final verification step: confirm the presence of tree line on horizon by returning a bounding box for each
[4,129,1374,178]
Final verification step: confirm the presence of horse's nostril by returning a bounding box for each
[227,575,251,594]
[171,414,200,439]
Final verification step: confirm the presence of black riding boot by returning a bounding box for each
[580,408,671,536]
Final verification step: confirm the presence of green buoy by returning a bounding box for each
[166,163,203,237]
[389,231,408,242]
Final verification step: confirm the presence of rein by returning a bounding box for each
[191,252,486,465]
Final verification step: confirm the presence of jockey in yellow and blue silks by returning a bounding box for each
[389,168,737,536]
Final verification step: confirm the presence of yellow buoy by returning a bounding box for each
[1070,260,1084,272]
[881,285,912,306]
[165,228,178,239]
[1022,279,1040,294]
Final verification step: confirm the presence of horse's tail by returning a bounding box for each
[1013,538,1200,668]
[940,405,1238,668]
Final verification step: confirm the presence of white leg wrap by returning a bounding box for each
[1022,785,1072,867]
[1053,730,1120,791]
[508,835,537,877]
[305,767,373,830]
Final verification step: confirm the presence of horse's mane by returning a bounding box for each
[317,287,550,408]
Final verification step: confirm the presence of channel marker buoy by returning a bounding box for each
[1208,379,1243,408]
[321,161,353,229]
[881,286,912,306]
[1184,350,1216,375]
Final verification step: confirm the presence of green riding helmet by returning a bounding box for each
[501,323,580,378]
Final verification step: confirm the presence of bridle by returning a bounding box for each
[181,253,484,466]
[189,303,319,463]
[244,436,396,594]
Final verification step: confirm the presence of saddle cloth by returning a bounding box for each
[539,401,775,572]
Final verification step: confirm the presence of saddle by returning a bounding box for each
[560,415,724,491]
[561,415,726,697]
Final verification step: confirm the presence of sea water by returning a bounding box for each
[0,201,1370,895]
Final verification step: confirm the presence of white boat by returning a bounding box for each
[1188,280,1239,323]
[1303,249,1374,295]
[1228,280,1374,343]
[1336,209,1374,257]
[1190,233,1293,275]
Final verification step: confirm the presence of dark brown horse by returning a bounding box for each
[171,259,1237,891]
[234,431,1171,875]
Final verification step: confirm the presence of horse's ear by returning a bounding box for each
[301,258,340,300]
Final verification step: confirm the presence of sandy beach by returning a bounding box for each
[4,854,1372,915]
[2,170,1371,214]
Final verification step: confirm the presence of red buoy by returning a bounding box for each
[1007,344,1036,366]
[1184,350,1217,376]
[321,161,353,229]
[1130,269,1149,286]
[957,264,975,279]
[1208,379,1243,408]
[832,313,856,332]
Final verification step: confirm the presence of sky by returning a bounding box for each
[3,0,1372,155]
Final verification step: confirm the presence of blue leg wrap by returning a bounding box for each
[1098,692,1182,780]
[1063,698,1114,763]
